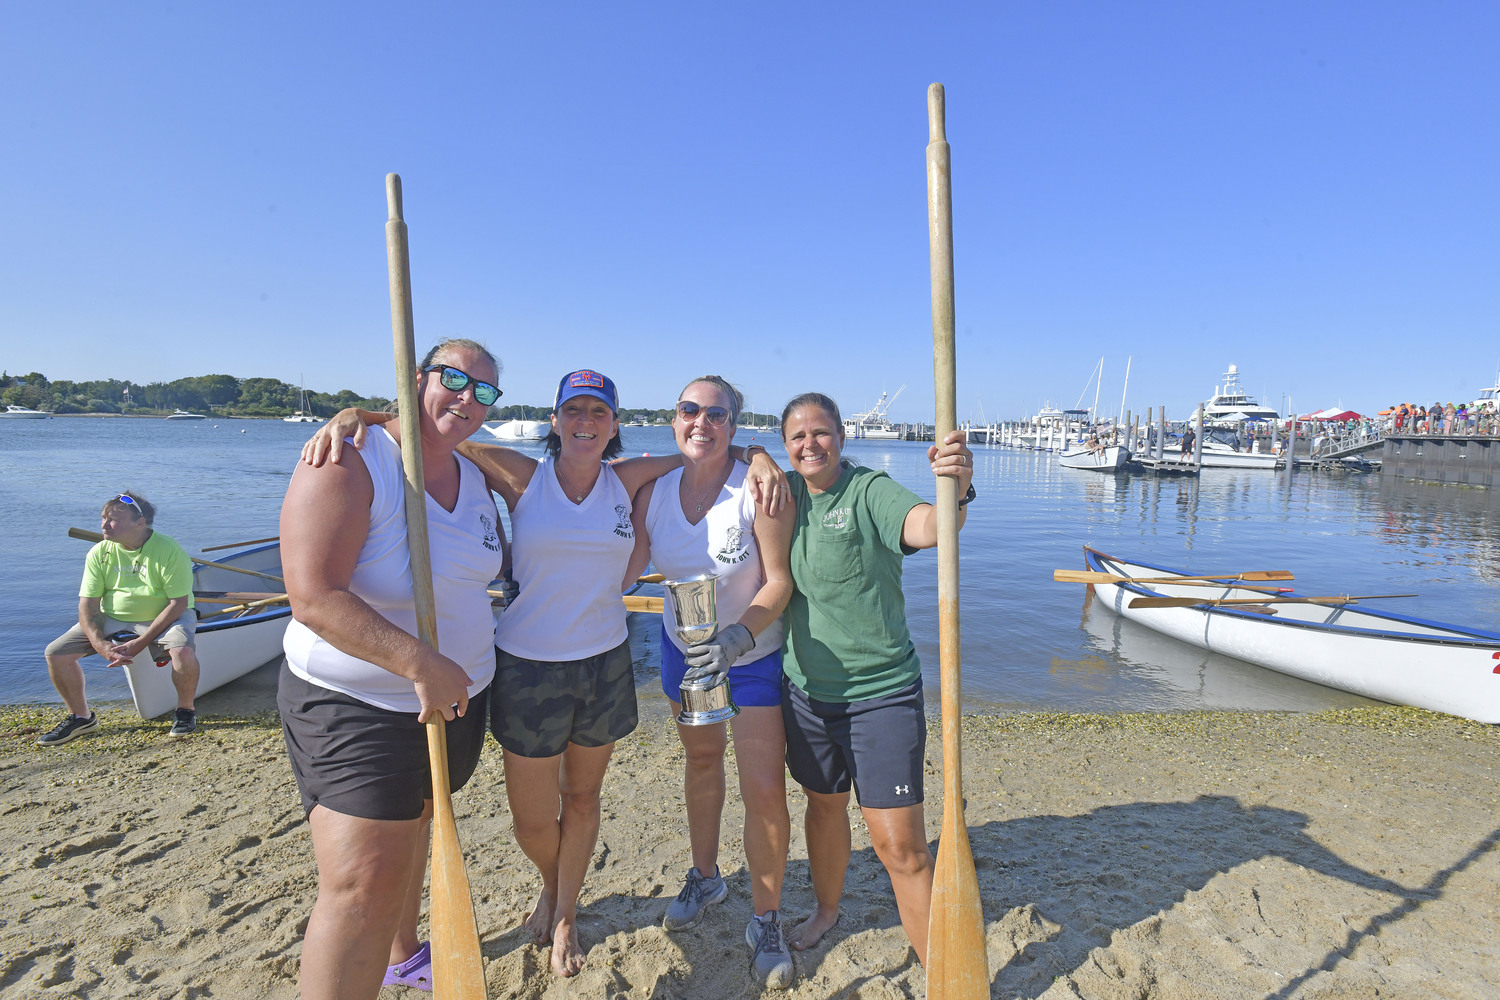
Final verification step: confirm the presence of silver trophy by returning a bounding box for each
[664,574,739,726]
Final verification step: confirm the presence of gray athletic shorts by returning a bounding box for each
[490,639,638,758]
[782,676,925,809]
[278,665,489,822]
[45,610,197,659]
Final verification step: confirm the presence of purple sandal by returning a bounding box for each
[383,941,433,991]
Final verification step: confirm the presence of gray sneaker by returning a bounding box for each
[663,866,727,930]
[745,910,795,989]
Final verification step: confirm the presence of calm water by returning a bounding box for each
[4,417,1499,712]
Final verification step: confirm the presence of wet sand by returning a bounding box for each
[2,661,1497,999]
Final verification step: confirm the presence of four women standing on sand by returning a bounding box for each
[284,351,973,994]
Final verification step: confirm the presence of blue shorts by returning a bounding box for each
[782,676,925,809]
[660,623,783,707]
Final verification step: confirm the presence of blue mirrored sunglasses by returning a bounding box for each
[115,494,139,508]
[676,400,731,425]
[425,365,501,406]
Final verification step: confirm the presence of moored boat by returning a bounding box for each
[122,542,291,719]
[485,418,550,441]
[165,409,207,420]
[1201,364,1279,426]
[2,404,50,418]
[1080,548,1500,723]
[1059,443,1131,471]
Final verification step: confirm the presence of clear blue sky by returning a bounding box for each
[3,2,1497,422]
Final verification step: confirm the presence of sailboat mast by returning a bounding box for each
[1117,355,1132,427]
[1092,356,1103,424]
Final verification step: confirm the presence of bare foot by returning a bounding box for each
[525,889,555,944]
[787,908,840,951]
[549,916,585,977]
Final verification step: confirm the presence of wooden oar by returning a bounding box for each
[1060,576,1291,593]
[1129,593,1418,609]
[196,593,286,605]
[69,528,285,584]
[201,535,279,552]
[214,594,290,617]
[385,173,486,997]
[1055,568,1294,585]
[622,594,664,614]
[924,82,988,996]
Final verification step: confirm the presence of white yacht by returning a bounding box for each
[1,404,50,418]
[1468,369,1499,412]
[1200,364,1279,426]
[284,380,322,422]
[165,409,207,420]
[485,419,550,441]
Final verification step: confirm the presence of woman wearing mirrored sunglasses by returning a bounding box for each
[302,365,786,979]
[621,374,797,988]
[279,338,506,998]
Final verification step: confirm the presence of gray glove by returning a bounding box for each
[683,623,755,688]
[494,574,520,607]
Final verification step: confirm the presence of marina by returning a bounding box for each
[5,416,1498,715]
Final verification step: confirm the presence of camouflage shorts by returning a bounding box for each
[490,640,638,758]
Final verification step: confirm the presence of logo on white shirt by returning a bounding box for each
[714,525,750,564]
[613,504,634,539]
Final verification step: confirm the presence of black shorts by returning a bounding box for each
[782,676,925,809]
[490,639,638,758]
[278,665,489,822]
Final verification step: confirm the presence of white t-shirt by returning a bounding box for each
[284,427,505,713]
[495,456,636,661]
[644,462,782,659]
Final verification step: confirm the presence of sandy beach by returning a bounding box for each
[3,661,1497,999]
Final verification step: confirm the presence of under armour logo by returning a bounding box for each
[895,784,910,795]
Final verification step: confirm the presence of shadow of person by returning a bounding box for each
[962,795,1424,998]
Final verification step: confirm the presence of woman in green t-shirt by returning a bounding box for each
[776,392,974,967]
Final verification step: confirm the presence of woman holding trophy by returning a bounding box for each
[624,374,797,989]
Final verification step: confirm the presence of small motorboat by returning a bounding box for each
[165,409,207,420]
[1077,548,1500,723]
[121,542,290,719]
[2,404,50,418]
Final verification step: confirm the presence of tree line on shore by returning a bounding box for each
[1,371,782,427]
[0,371,390,417]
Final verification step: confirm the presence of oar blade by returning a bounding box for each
[426,725,487,998]
[1053,569,1119,584]
[1239,570,1295,581]
[928,806,989,998]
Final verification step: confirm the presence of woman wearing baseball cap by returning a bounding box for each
[304,367,784,977]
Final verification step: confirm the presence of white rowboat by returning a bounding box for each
[1082,548,1500,723]
[121,542,290,719]
[1058,444,1131,471]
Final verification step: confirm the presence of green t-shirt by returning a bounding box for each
[80,531,195,622]
[783,464,925,702]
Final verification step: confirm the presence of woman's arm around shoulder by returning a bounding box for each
[900,430,974,551]
[740,489,795,636]
[621,480,656,591]
[455,439,537,511]
[300,407,392,467]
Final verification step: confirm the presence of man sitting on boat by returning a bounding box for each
[38,493,201,745]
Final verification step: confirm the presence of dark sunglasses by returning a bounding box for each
[424,365,501,406]
[676,400,731,425]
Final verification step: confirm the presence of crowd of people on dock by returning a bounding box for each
[1385,400,1499,437]
[39,340,977,998]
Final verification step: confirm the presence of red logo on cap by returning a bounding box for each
[570,371,605,389]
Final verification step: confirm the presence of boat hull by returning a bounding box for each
[1199,446,1280,470]
[1083,548,1500,723]
[122,543,290,719]
[1059,445,1130,471]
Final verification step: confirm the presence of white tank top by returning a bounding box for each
[644,462,783,659]
[284,426,505,712]
[496,456,636,661]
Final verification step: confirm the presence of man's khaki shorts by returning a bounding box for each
[45,610,197,660]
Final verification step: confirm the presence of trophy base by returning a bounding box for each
[677,680,739,727]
